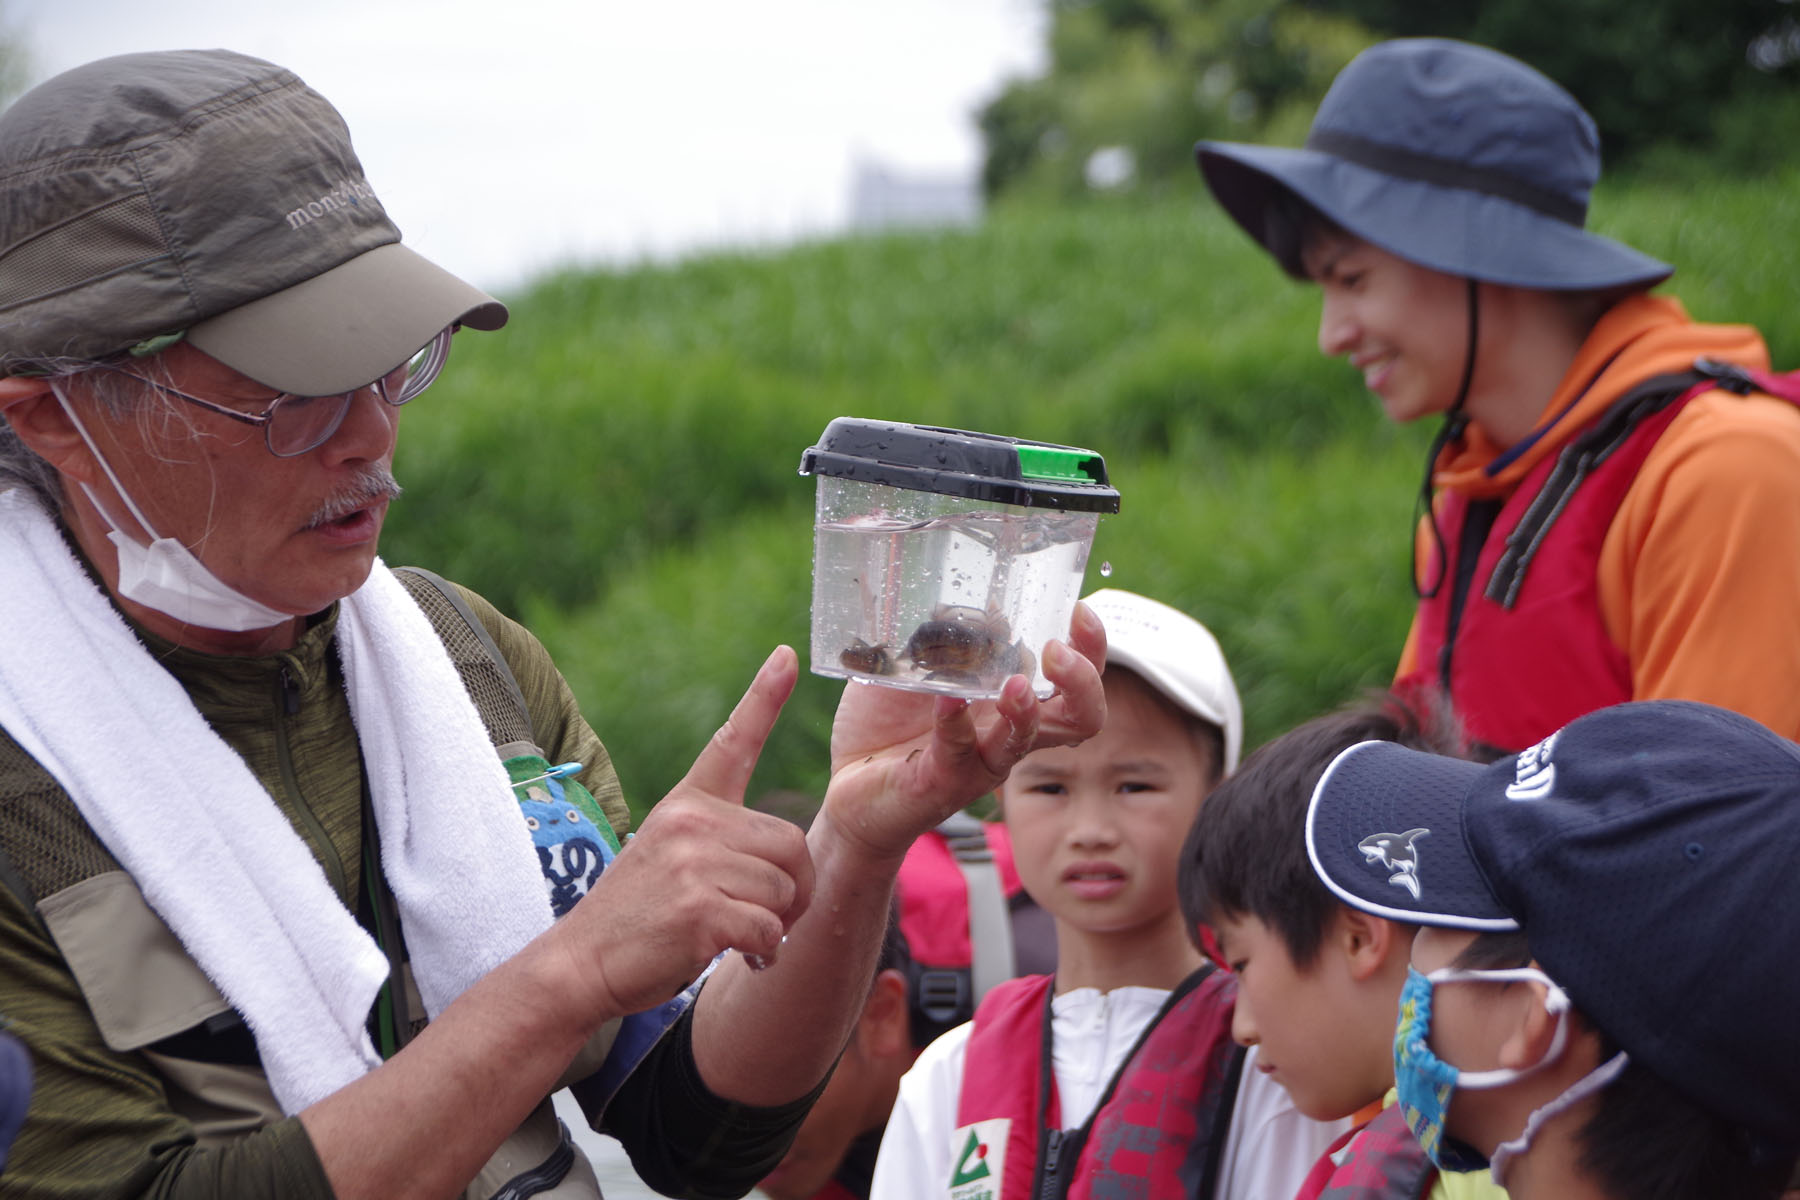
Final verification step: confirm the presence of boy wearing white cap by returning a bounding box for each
[1196,38,1800,753]
[871,589,1343,1200]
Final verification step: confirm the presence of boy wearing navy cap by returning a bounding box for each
[1305,699,1800,1199]
[1196,38,1800,753]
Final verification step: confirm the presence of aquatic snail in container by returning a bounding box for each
[800,418,1118,701]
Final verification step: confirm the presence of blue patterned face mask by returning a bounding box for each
[1393,966,1505,1173]
[1393,963,1632,1186]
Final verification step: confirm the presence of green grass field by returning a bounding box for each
[382,164,1800,816]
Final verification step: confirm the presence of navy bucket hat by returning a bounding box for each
[1196,38,1672,291]
[1304,700,1800,1152]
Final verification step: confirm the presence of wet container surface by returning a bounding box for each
[799,419,1118,700]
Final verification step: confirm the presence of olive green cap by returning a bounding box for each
[0,49,506,392]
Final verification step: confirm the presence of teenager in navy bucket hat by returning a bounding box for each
[1304,700,1800,1198]
[1196,38,1800,758]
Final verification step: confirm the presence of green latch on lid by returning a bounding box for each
[1017,444,1103,484]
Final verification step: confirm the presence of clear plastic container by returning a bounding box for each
[798,419,1120,699]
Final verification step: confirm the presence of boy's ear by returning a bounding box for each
[1497,969,1593,1074]
[858,968,912,1060]
[1336,908,1410,982]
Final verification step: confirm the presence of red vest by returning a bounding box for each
[950,967,1241,1200]
[1296,1104,1434,1200]
[1401,366,1800,751]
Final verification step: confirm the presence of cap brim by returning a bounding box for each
[1305,740,1518,930]
[1196,140,1673,292]
[1101,636,1242,773]
[1083,588,1243,773]
[185,241,508,394]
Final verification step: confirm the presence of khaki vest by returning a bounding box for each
[13,568,618,1199]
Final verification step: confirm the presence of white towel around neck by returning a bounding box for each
[0,489,555,1113]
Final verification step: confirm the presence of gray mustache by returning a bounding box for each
[305,467,402,528]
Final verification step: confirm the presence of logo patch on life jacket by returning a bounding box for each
[949,1119,1008,1199]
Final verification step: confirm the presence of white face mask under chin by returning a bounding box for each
[53,383,294,633]
[1488,1050,1630,1188]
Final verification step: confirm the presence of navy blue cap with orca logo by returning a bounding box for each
[1306,699,1800,1152]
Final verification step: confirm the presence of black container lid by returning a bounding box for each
[797,418,1121,513]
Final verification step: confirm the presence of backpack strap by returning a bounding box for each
[1487,359,1800,609]
[391,566,537,752]
[1691,357,1800,403]
[936,811,1018,1007]
[1486,367,1713,609]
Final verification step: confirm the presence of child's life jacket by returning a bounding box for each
[949,966,1243,1200]
[1295,1103,1434,1200]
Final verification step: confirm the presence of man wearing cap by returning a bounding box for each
[1195,37,1800,753]
[1304,699,1800,1198]
[0,50,1107,1200]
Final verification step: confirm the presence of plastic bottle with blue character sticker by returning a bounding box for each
[507,759,621,918]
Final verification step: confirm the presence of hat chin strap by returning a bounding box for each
[1412,277,1481,600]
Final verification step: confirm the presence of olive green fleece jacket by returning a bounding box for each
[0,575,812,1200]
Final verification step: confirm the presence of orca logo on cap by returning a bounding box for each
[1359,828,1430,899]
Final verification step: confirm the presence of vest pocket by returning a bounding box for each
[40,870,287,1142]
[39,870,232,1051]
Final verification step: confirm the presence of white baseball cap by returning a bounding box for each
[1083,588,1243,773]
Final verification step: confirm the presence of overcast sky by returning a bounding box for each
[8,0,1047,293]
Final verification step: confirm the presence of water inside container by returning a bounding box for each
[809,491,1097,699]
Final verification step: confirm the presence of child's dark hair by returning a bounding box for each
[1451,933,1794,1200]
[1179,691,1465,968]
[1193,717,1227,789]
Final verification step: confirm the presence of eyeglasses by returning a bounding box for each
[97,326,453,457]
